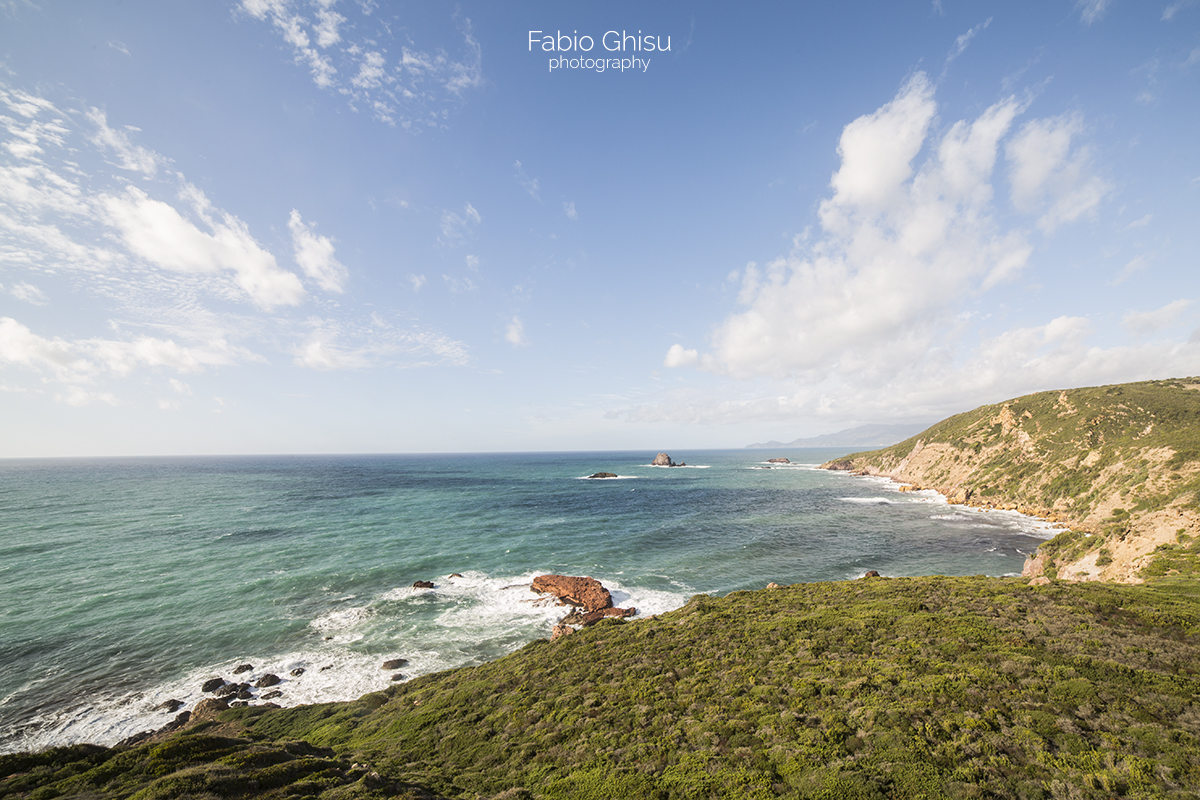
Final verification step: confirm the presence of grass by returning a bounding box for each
[825,378,1200,577]
[6,575,1200,799]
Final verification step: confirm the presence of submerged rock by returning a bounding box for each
[381,658,409,670]
[587,472,619,479]
[290,667,305,677]
[412,580,435,589]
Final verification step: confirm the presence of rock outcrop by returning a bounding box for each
[587,472,618,479]
[820,379,1200,583]
[531,574,613,612]
[651,453,685,467]
[532,574,638,639]
[767,458,791,464]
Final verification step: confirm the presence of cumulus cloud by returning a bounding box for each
[680,73,1035,380]
[664,344,698,368]
[288,209,348,292]
[648,70,1151,429]
[239,0,483,129]
[1005,114,1109,232]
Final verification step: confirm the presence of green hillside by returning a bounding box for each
[823,378,1200,582]
[5,576,1200,799]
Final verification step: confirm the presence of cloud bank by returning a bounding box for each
[652,72,1193,426]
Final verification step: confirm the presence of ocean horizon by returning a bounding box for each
[0,448,1061,754]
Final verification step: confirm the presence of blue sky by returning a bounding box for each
[1,0,1198,457]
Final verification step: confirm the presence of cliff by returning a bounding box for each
[821,378,1200,583]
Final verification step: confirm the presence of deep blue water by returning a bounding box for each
[0,450,1057,752]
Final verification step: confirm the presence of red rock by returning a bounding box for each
[531,574,614,612]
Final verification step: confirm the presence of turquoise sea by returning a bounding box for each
[0,449,1060,753]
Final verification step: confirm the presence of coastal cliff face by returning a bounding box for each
[822,378,1200,583]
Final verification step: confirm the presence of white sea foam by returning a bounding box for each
[840,497,894,504]
[8,570,693,752]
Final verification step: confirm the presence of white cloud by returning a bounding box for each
[564,200,578,220]
[514,161,539,199]
[86,108,163,177]
[692,74,1033,380]
[505,316,527,347]
[6,281,46,304]
[100,185,305,308]
[240,1,483,129]
[648,71,1141,428]
[409,273,427,292]
[664,344,699,368]
[1076,0,1113,25]
[288,209,348,293]
[291,316,471,370]
[439,202,481,245]
[1123,299,1193,336]
[58,386,119,407]
[1161,0,1197,21]
[946,17,992,64]
[169,377,193,395]
[0,316,253,383]
[1005,114,1109,232]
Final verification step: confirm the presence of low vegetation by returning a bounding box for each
[5,575,1200,799]
[824,378,1200,581]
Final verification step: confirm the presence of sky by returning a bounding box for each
[1,0,1198,457]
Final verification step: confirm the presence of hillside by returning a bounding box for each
[4,576,1200,799]
[821,378,1200,583]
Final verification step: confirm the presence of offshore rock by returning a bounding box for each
[531,574,613,612]
[201,677,225,693]
[155,699,185,713]
[767,458,791,463]
[233,663,253,675]
[651,453,682,467]
[381,658,409,670]
[255,673,281,688]
[412,580,435,589]
[290,667,305,677]
[588,472,618,479]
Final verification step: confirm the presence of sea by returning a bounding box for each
[0,449,1063,754]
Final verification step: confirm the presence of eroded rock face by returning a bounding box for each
[531,574,613,612]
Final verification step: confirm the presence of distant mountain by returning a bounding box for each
[745,422,934,449]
